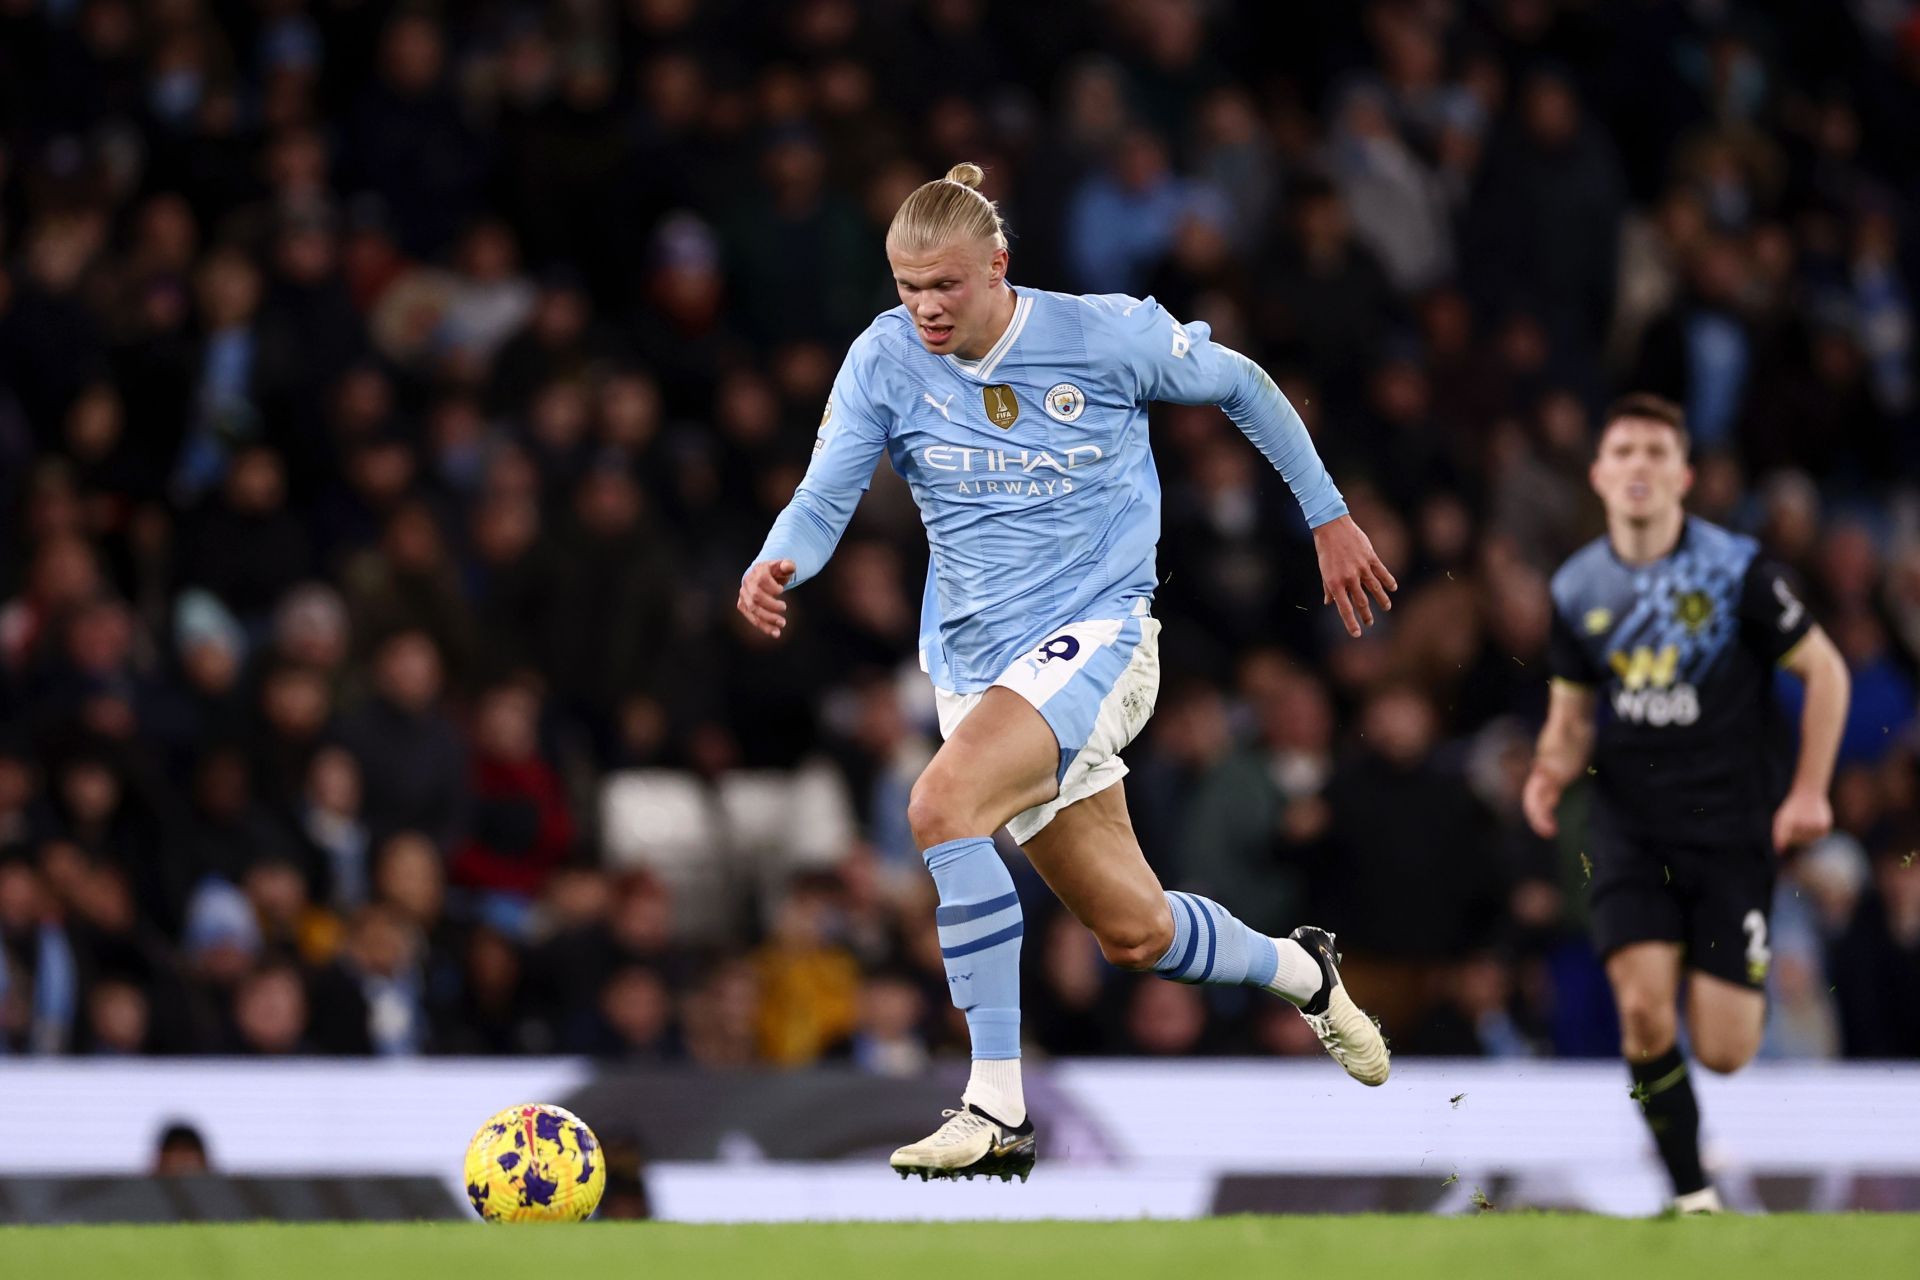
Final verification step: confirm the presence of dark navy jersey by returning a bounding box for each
[1547,517,1814,845]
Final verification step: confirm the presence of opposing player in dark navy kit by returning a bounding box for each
[1524,394,1851,1215]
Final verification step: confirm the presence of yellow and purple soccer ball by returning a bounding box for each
[464,1103,606,1223]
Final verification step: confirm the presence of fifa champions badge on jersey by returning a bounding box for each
[982,383,1020,428]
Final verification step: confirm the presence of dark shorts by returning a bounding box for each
[1587,829,1776,990]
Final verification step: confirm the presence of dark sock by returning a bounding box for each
[1628,1047,1706,1196]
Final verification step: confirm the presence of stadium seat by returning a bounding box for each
[717,760,858,903]
[599,770,733,940]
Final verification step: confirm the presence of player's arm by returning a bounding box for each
[1738,556,1845,851]
[738,358,889,640]
[1772,625,1848,851]
[1114,297,1394,636]
[1523,679,1598,839]
[1524,596,1603,839]
[1215,351,1397,638]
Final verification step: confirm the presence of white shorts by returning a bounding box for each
[934,606,1162,845]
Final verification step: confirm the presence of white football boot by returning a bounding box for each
[1672,1187,1725,1215]
[889,1104,1036,1183]
[1288,926,1391,1086]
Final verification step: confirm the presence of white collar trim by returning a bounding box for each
[947,292,1032,382]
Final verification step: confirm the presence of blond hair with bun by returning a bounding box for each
[886,162,1008,256]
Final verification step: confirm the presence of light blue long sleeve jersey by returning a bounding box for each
[752,288,1347,693]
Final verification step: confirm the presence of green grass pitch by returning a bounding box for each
[3,1217,1917,1280]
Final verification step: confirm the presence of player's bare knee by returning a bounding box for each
[1621,1014,1677,1058]
[1617,995,1677,1060]
[1096,933,1162,971]
[907,775,969,849]
[1692,1032,1759,1075]
[1096,914,1173,971]
[1692,1044,1750,1075]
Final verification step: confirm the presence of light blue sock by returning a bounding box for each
[923,836,1023,1059]
[1153,891,1279,988]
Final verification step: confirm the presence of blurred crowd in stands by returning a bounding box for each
[2,0,1918,1065]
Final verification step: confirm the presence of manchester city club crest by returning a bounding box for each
[982,383,1020,429]
[1043,382,1087,422]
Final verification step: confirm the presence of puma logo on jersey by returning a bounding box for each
[923,392,955,421]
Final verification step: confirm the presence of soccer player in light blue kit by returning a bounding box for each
[740,164,1396,1181]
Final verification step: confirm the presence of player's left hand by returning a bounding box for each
[1313,514,1397,638]
[1771,787,1833,854]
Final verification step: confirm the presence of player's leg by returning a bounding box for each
[1020,781,1389,1085]
[1685,972,1766,1074]
[902,610,1160,1142]
[890,686,1055,1181]
[1591,835,1721,1213]
[908,685,1061,846]
[1606,939,1683,1061]
[1636,847,1775,1209]
[1006,778,1170,965]
[1605,940,1716,1210]
[1680,850,1774,1076]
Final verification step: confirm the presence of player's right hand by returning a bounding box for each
[1521,765,1564,839]
[738,559,796,639]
